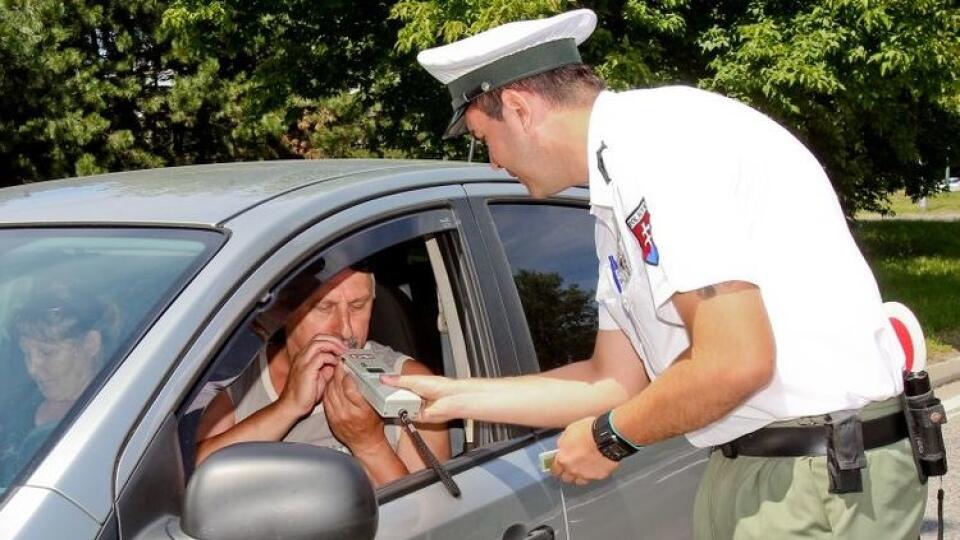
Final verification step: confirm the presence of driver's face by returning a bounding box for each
[285,269,374,355]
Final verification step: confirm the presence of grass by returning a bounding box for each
[852,220,960,362]
[858,190,960,218]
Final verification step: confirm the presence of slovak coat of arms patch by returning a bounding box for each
[626,199,659,266]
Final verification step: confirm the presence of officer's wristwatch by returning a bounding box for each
[592,411,639,462]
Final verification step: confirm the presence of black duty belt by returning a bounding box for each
[716,412,907,458]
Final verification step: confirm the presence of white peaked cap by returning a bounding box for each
[417,9,598,138]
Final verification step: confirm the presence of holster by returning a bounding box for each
[825,410,866,494]
[903,394,927,484]
[901,393,949,483]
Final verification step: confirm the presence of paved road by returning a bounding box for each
[921,380,960,539]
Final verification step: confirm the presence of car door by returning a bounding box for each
[372,189,567,540]
[376,435,565,540]
[466,183,709,539]
[113,183,568,540]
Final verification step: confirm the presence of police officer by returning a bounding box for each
[389,9,926,538]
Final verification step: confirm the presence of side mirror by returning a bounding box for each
[180,442,377,540]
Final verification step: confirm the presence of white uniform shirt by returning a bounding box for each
[587,87,905,447]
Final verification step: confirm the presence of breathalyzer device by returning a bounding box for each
[341,349,422,419]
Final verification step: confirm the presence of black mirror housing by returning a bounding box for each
[181,442,377,540]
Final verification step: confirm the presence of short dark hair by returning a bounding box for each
[471,63,605,120]
[15,282,118,347]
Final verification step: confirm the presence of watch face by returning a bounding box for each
[594,412,636,462]
[599,440,629,462]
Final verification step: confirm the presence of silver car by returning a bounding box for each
[0,160,706,539]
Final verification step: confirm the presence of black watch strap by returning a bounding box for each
[592,411,639,462]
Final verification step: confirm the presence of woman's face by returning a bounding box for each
[20,330,100,402]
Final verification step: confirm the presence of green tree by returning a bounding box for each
[3,0,958,216]
[0,0,289,187]
[0,0,167,183]
[393,0,960,214]
[699,1,960,213]
[161,0,465,160]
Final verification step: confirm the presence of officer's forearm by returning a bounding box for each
[540,356,608,381]
[609,352,764,445]
[443,371,631,428]
[426,331,646,427]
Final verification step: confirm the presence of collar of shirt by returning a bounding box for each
[587,90,615,212]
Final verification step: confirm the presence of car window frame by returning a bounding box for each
[463,184,594,377]
[464,185,598,445]
[182,208,483,496]
[0,225,225,505]
[486,200,600,373]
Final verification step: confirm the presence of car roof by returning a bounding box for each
[0,159,504,226]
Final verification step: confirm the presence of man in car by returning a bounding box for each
[195,266,450,487]
[390,8,925,538]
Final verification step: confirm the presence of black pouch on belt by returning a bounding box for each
[826,410,866,494]
[902,370,949,483]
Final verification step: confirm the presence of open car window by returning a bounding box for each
[179,210,497,494]
[0,228,221,496]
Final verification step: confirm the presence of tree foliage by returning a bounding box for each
[0,0,166,181]
[0,0,290,184]
[393,0,960,214]
[1,0,958,215]
[160,0,464,160]
[698,0,960,212]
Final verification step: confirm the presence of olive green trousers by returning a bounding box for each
[694,401,927,539]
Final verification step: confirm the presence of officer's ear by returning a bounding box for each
[500,89,535,134]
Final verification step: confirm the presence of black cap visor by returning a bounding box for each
[443,105,470,139]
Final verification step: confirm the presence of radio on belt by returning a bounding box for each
[341,349,422,419]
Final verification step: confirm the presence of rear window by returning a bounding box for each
[0,228,221,494]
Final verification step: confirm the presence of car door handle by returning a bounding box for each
[523,525,555,540]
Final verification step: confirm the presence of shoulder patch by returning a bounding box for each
[626,199,659,266]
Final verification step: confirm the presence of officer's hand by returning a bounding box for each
[324,363,386,451]
[277,335,346,418]
[551,416,619,485]
[382,374,462,423]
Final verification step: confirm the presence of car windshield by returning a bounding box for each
[0,228,221,495]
